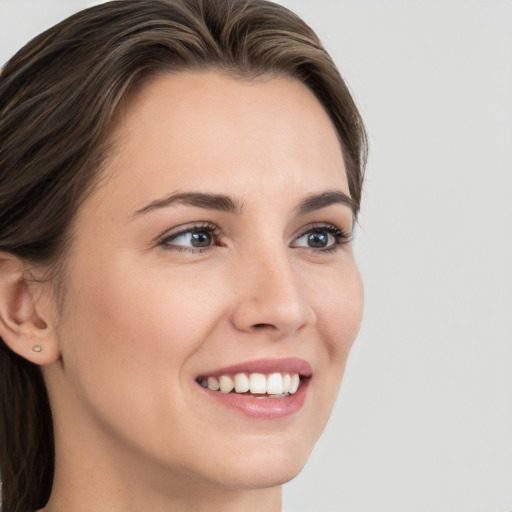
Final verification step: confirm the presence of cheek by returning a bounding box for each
[68,256,209,341]
[307,260,363,420]
[53,258,230,459]
[313,261,364,362]
[57,255,229,396]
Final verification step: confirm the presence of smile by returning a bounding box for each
[196,358,312,419]
[197,372,302,397]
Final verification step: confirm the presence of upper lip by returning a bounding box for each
[198,357,312,378]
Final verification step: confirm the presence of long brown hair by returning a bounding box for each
[0,1,367,510]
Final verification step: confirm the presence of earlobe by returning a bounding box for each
[0,252,60,366]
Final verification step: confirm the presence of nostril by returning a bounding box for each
[252,323,277,330]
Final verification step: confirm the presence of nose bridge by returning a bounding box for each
[230,235,315,335]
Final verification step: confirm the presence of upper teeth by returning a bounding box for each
[199,372,301,395]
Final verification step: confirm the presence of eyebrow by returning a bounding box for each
[132,191,244,217]
[295,190,356,216]
[132,189,355,218]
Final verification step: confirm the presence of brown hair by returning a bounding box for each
[0,0,367,510]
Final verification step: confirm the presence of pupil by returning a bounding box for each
[191,231,211,247]
[308,231,328,248]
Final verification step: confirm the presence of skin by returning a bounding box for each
[16,71,363,512]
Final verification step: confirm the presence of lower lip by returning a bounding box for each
[198,378,310,420]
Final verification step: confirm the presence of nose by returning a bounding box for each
[230,245,317,337]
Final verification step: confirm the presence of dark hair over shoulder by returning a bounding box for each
[0,1,367,510]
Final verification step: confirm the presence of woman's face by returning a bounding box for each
[45,71,363,491]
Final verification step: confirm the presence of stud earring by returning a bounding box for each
[32,345,42,352]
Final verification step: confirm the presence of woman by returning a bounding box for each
[0,1,367,511]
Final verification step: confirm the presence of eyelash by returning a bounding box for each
[296,223,352,254]
[158,222,352,254]
[159,222,221,254]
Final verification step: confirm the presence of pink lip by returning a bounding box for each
[197,357,312,378]
[199,379,310,419]
[196,357,312,420]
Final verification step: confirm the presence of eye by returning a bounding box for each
[294,229,334,249]
[159,223,218,252]
[172,230,213,248]
[291,224,350,251]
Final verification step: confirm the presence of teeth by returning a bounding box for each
[234,373,250,393]
[267,373,284,395]
[289,373,300,394]
[199,372,302,396]
[207,376,220,391]
[249,373,267,394]
[282,374,291,393]
[219,375,234,393]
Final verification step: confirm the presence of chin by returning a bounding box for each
[215,460,309,491]
[201,434,315,491]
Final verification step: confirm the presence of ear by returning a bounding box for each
[0,252,60,365]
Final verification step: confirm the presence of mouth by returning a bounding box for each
[195,358,312,419]
[196,371,304,398]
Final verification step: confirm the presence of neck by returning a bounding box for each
[41,484,281,512]
[40,431,283,512]
[41,438,282,512]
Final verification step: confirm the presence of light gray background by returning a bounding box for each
[1,1,511,511]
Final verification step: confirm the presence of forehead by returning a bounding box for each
[92,71,349,213]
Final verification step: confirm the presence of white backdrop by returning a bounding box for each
[1,1,511,511]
